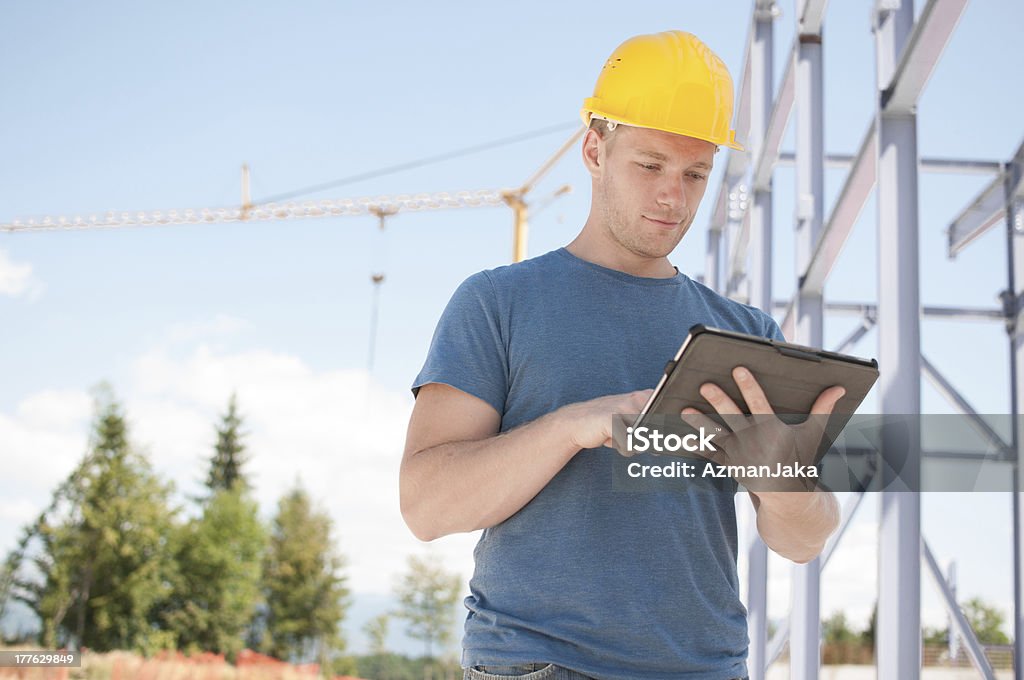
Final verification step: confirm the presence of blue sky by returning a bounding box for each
[1,0,1021,656]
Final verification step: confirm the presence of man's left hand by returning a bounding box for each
[680,366,845,492]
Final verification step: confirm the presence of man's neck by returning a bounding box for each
[565,232,678,279]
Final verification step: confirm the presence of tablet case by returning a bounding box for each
[633,324,879,459]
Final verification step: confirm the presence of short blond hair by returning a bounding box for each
[588,117,619,153]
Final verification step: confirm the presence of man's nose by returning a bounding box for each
[656,176,687,213]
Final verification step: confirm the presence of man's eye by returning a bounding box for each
[638,163,661,171]
[688,173,708,182]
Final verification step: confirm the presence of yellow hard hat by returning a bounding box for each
[581,31,743,151]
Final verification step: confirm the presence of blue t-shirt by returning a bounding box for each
[413,247,783,680]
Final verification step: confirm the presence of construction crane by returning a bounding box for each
[0,127,584,370]
[1,127,584,264]
[0,128,588,612]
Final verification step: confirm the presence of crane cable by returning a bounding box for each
[258,121,579,204]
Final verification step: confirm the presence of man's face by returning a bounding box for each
[590,125,716,260]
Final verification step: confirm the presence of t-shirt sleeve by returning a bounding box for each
[411,271,509,416]
[763,313,786,342]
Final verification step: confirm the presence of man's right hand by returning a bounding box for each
[559,389,654,450]
[401,384,653,541]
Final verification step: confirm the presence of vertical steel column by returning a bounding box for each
[707,228,722,293]
[746,4,775,679]
[1006,155,1024,680]
[874,1,922,678]
[746,517,769,680]
[749,4,774,313]
[723,200,734,294]
[724,181,743,295]
[791,6,826,679]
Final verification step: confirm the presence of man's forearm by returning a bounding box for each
[752,490,840,564]
[400,408,581,542]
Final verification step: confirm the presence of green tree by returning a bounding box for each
[14,386,178,651]
[163,486,266,659]
[261,485,350,667]
[921,598,1011,648]
[961,597,1010,645]
[923,625,949,645]
[860,602,877,647]
[364,613,390,656]
[360,614,394,680]
[823,611,859,644]
[393,554,461,660]
[205,394,249,493]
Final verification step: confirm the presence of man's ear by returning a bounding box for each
[581,128,604,178]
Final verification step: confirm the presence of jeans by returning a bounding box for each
[463,663,748,680]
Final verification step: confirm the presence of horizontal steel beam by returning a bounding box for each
[773,300,1004,321]
[832,447,1011,464]
[881,0,969,113]
[917,305,1006,321]
[947,172,1006,257]
[777,152,1001,176]
[946,136,1024,256]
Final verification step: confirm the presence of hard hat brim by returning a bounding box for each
[581,108,745,152]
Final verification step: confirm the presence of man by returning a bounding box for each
[401,31,841,680]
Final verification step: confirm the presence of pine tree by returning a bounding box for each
[261,485,350,666]
[13,386,177,651]
[205,393,249,493]
[163,486,266,659]
[161,394,265,659]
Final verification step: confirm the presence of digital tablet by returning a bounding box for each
[632,324,879,444]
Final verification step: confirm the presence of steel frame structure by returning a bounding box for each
[710,1,1021,678]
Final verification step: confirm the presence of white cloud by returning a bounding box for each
[0,249,43,300]
[164,314,251,345]
[0,499,40,527]
[15,389,92,430]
[125,340,478,595]
[0,394,91,551]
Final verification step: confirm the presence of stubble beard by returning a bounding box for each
[599,185,687,260]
